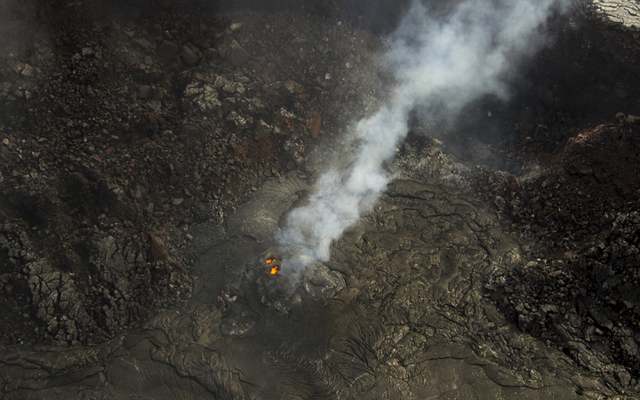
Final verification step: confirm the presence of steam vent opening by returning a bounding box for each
[2,0,640,398]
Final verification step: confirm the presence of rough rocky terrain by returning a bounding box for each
[0,0,390,346]
[0,178,618,399]
[1,0,640,398]
[479,115,640,387]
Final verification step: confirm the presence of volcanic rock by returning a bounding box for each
[227,40,250,66]
[180,43,202,66]
[282,79,303,97]
[1,0,640,398]
[254,119,272,141]
[0,178,619,399]
[303,262,345,298]
[157,40,179,60]
[589,0,640,29]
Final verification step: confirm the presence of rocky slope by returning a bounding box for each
[0,0,389,345]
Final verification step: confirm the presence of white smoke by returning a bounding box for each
[277,0,569,272]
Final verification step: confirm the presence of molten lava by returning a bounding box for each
[265,258,279,274]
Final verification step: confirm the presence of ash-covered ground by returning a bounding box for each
[2,0,640,398]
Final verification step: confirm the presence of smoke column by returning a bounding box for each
[277,0,569,272]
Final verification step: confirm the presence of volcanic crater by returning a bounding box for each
[1,0,640,398]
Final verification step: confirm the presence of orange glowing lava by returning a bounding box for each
[266,258,279,274]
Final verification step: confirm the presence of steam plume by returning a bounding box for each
[277,0,569,272]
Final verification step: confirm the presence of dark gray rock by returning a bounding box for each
[156,40,179,60]
[282,79,302,97]
[254,119,272,141]
[138,84,152,99]
[220,309,256,338]
[227,40,250,66]
[181,43,202,66]
[0,179,623,399]
[303,262,345,298]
